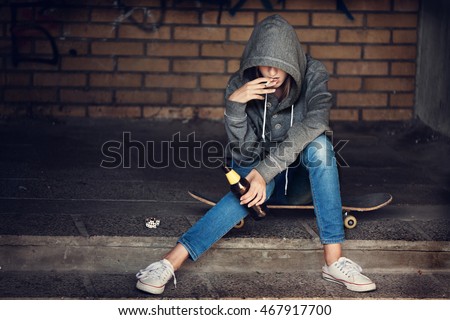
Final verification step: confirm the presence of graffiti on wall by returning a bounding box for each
[113,0,353,30]
[10,1,60,67]
[7,0,353,67]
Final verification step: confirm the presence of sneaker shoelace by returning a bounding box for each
[136,260,177,287]
[336,258,363,277]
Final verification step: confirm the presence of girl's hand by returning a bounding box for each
[240,169,267,207]
[228,77,276,104]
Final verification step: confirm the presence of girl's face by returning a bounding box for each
[258,66,288,88]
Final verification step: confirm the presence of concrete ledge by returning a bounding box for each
[1,235,449,274]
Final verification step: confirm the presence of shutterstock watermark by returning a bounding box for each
[99,131,349,169]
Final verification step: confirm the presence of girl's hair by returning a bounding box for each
[253,67,292,101]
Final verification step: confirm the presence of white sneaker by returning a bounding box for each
[322,257,376,292]
[136,259,176,294]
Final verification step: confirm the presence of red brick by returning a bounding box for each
[53,8,89,21]
[90,73,142,87]
[201,75,229,89]
[362,109,413,121]
[145,75,197,88]
[173,59,225,73]
[337,62,388,75]
[4,88,57,102]
[9,38,33,54]
[297,29,336,43]
[3,73,32,86]
[367,14,418,28]
[391,62,416,75]
[201,43,245,58]
[233,0,283,10]
[393,30,417,43]
[91,42,144,55]
[203,11,254,25]
[116,90,168,104]
[31,104,86,118]
[364,77,415,91]
[30,106,52,117]
[285,0,335,10]
[229,27,253,41]
[143,106,194,119]
[34,73,87,86]
[227,60,240,73]
[147,42,199,57]
[51,106,86,117]
[312,13,364,27]
[0,106,26,117]
[61,89,113,104]
[390,93,414,107]
[394,0,420,12]
[36,40,89,55]
[174,26,226,41]
[310,45,362,59]
[91,9,122,22]
[88,106,142,118]
[345,0,390,11]
[321,61,334,74]
[364,46,416,60]
[50,39,89,56]
[6,61,58,71]
[62,57,114,71]
[64,23,115,38]
[197,107,225,120]
[339,30,390,43]
[118,58,169,72]
[257,12,309,26]
[337,93,387,107]
[328,77,362,91]
[15,22,61,38]
[330,109,359,121]
[171,91,224,106]
[118,25,171,40]
[165,10,199,24]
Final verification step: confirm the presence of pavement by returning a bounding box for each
[0,117,449,299]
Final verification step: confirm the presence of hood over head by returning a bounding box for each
[239,14,307,104]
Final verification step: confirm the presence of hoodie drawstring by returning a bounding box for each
[262,93,268,142]
[284,104,294,195]
[261,97,294,195]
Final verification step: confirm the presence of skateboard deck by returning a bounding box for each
[188,191,393,229]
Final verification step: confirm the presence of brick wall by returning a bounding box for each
[0,0,419,121]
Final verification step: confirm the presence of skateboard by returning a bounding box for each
[188,191,393,229]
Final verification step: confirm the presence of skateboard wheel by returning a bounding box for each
[344,215,357,229]
[234,219,245,229]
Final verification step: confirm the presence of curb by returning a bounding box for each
[1,235,449,273]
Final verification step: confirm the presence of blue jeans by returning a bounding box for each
[178,134,345,261]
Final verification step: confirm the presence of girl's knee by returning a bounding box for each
[302,134,335,168]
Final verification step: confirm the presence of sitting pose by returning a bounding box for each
[136,15,376,295]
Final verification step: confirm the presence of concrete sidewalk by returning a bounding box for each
[0,118,449,299]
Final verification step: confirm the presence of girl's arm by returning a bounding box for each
[255,59,332,183]
[224,75,275,167]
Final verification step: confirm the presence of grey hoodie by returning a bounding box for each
[224,14,332,183]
